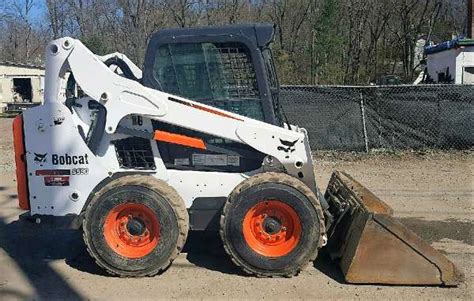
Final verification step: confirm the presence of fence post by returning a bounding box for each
[359,91,369,153]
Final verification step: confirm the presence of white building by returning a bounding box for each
[0,62,44,112]
[424,39,474,84]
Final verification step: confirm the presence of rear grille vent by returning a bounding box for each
[114,137,156,170]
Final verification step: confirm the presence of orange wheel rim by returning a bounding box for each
[103,203,160,259]
[243,200,301,257]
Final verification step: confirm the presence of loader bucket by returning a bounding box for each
[324,171,462,286]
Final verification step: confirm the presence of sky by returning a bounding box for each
[29,0,47,20]
[0,0,47,23]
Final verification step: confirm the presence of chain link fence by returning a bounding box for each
[280,84,473,152]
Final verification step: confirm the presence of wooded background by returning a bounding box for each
[0,0,468,85]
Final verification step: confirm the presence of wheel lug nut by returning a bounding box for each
[262,213,267,218]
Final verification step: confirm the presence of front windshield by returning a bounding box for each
[153,42,264,121]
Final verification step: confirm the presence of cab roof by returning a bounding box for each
[150,23,275,48]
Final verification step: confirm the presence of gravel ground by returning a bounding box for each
[0,117,472,300]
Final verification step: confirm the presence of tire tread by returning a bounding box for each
[83,174,188,277]
[219,172,325,277]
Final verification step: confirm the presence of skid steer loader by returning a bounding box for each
[12,24,461,285]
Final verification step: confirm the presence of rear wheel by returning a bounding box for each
[220,172,325,277]
[83,175,188,277]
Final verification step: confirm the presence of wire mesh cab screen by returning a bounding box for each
[153,42,264,121]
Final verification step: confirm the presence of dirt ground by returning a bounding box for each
[0,117,472,300]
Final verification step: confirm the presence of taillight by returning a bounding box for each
[12,115,30,210]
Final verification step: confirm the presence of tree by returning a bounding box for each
[309,0,344,84]
[0,0,467,84]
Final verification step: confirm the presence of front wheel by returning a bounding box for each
[220,172,325,277]
[83,175,188,277]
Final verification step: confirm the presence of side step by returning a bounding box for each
[324,171,463,286]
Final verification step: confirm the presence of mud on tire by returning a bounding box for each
[83,175,188,277]
[220,172,325,277]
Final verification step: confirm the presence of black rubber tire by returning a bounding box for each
[220,172,325,277]
[83,175,188,277]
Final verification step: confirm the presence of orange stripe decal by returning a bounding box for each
[190,103,244,121]
[168,97,244,121]
[153,130,206,150]
[12,115,30,210]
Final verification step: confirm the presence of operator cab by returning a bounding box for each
[142,24,282,126]
[137,24,282,172]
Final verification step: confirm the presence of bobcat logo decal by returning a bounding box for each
[34,153,47,164]
[277,139,298,153]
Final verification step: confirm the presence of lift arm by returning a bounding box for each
[43,37,319,194]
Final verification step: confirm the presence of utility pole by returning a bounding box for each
[468,0,473,38]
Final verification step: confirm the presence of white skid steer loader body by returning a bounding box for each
[15,34,462,286]
[23,37,318,216]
